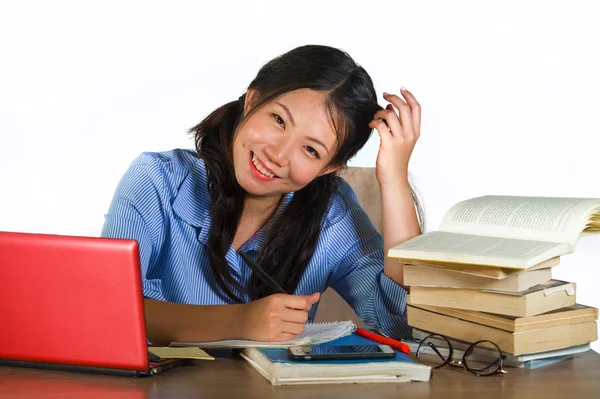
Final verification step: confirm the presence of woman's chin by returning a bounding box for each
[238,179,280,198]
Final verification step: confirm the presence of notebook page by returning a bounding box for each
[294,321,357,345]
[170,321,356,349]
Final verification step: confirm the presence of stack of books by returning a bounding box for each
[389,195,600,365]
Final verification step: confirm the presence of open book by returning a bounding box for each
[388,195,600,270]
[170,321,356,349]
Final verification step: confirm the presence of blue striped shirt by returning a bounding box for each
[101,149,410,338]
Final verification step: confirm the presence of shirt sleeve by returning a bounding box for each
[325,188,412,339]
[100,154,168,301]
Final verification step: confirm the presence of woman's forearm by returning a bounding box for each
[144,298,246,345]
[380,181,421,288]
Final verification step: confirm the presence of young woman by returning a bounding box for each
[101,45,424,345]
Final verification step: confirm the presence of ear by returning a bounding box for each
[243,88,259,116]
[319,163,344,177]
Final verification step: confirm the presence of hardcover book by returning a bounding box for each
[240,335,431,386]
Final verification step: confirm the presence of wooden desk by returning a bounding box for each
[1,351,599,399]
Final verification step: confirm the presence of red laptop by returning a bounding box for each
[0,231,188,376]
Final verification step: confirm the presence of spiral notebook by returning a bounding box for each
[170,321,356,349]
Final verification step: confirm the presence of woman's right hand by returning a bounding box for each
[239,292,320,341]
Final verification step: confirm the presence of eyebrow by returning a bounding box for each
[275,101,330,155]
[275,102,296,127]
[307,137,330,155]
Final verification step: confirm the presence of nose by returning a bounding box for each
[264,137,292,168]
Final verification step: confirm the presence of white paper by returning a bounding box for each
[171,321,356,349]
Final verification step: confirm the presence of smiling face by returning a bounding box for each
[232,89,342,198]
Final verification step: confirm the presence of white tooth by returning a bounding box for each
[252,154,274,177]
[260,166,271,177]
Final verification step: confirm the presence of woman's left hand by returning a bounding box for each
[369,87,421,187]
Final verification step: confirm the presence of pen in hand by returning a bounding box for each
[239,251,287,294]
[238,252,320,342]
[238,253,407,352]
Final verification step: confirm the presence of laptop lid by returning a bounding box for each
[0,231,149,371]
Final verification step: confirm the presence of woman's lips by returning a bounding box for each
[249,152,278,181]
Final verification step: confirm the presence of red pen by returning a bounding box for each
[355,327,411,354]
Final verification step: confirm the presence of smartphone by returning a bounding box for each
[287,344,396,360]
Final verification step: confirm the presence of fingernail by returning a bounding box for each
[400,86,407,91]
[383,92,389,96]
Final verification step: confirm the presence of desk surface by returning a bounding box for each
[1,350,599,399]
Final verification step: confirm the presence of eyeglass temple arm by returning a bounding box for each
[427,342,447,362]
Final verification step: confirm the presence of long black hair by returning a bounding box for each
[190,45,424,302]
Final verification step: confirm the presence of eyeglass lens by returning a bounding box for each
[416,334,452,368]
[416,334,505,377]
[463,340,504,376]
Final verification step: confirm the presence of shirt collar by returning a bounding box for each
[172,158,295,250]
[172,161,211,235]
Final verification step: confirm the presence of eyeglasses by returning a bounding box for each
[415,333,507,377]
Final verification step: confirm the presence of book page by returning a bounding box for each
[388,231,571,268]
[440,196,600,245]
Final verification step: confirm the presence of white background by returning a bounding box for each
[1,1,598,352]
